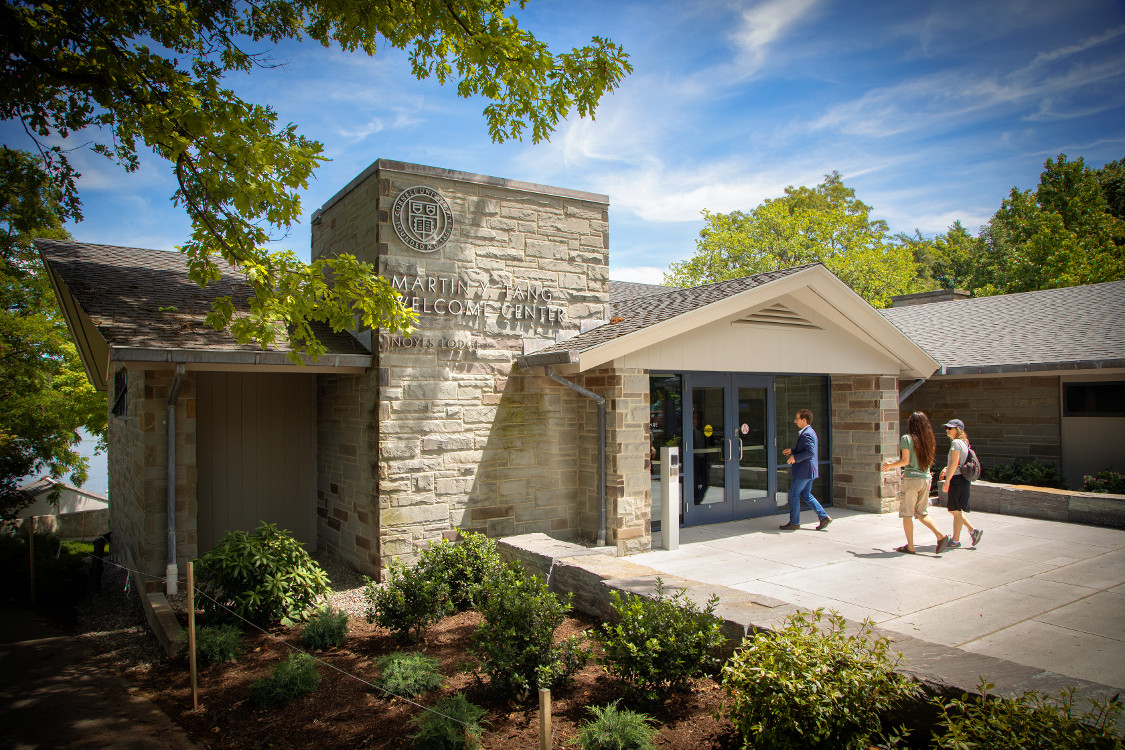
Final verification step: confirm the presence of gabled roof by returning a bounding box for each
[37,239,372,390]
[879,280,1125,375]
[521,264,940,377]
[607,279,681,303]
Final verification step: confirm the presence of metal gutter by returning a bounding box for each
[111,346,372,371]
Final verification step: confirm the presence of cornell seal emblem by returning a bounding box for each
[391,186,454,253]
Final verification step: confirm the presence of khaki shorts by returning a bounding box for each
[898,475,932,518]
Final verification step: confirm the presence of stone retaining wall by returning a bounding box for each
[966,481,1125,528]
[497,532,1122,722]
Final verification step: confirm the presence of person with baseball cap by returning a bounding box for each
[938,419,983,549]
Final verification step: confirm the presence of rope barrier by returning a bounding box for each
[88,554,515,744]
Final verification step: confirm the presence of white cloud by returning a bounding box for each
[336,117,385,143]
[731,0,821,73]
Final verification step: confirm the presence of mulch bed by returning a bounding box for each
[130,610,739,750]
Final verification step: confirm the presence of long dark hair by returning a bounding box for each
[908,412,936,470]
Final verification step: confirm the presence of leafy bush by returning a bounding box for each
[249,652,322,707]
[576,701,657,750]
[1083,470,1125,495]
[300,606,349,650]
[597,578,726,702]
[415,531,504,610]
[470,565,589,699]
[194,522,331,627]
[364,558,450,642]
[981,459,1067,489]
[0,532,89,617]
[376,651,445,697]
[721,609,919,750]
[183,623,243,666]
[410,693,487,750]
[933,681,1123,749]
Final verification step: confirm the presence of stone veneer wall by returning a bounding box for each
[316,369,381,573]
[576,367,651,555]
[901,376,1062,470]
[832,375,901,513]
[311,162,610,575]
[107,367,198,592]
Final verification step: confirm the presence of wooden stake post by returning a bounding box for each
[187,560,198,710]
[539,688,552,750]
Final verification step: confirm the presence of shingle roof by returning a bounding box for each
[607,279,681,303]
[37,239,370,357]
[528,264,817,359]
[879,280,1125,374]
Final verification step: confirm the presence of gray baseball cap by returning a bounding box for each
[943,419,965,429]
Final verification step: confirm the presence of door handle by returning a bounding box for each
[722,438,731,462]
[738,438,744,462]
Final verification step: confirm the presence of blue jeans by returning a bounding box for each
[789,478,828,525]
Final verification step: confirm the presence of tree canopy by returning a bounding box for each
[1,148,107,520]
[667,172,919,308]
[918,155,1125,297]
[1,0,632,358]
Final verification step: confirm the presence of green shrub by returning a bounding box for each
[364,558,450,642]
[194,522,331,627]
[981,459,1067,489]
[299,606,349,650]
[598,578,726,702]
[576,701,657,750]
[410,693,487,750]
[470,565,589,699]
[182,623,244,665]
[721,609,919,750]
[933,681,1123,749]
[249,652,322,707]
[0,532,89,617]
[415,531,504,610]
[1083,470,1125,495]
[376,651,445,697]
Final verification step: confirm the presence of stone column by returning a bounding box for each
[832,375,900,513]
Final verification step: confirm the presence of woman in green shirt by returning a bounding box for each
[881,411,950,554]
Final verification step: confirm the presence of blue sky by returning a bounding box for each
[7,0,1125,288]
[9,0,1125,493]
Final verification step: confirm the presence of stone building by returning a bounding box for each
[882,282,1125,488]
[40,160,939,593]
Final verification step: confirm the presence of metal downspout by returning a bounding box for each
[545,367,607,546]
[166,364,185,595]
[898,378,927,404]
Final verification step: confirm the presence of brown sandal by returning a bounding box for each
[894,545,916,554]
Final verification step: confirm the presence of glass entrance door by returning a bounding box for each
[683,374,775,525]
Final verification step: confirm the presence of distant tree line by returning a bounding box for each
[668,155,1125,307]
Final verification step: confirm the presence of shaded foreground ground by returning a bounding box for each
[133,610,738,750]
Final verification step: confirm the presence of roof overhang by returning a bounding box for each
[40,249,372,390]
[521,265,940,378]
[43,258,111,390]
[111,347,372,373]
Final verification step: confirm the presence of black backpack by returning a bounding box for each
[959,445,982,482]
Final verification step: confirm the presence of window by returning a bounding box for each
[111,368,127,417]
[1063,381,1125,417]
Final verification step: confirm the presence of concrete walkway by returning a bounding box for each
[632,507,1125,692]
[0,605,197,750]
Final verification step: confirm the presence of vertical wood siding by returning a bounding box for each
[197,372,316,552]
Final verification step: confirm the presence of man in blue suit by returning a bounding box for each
[780,408,832,531]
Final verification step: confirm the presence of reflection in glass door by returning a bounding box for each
[683,374,775,525]
[691,386,726,508]
[735,382,773,518]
